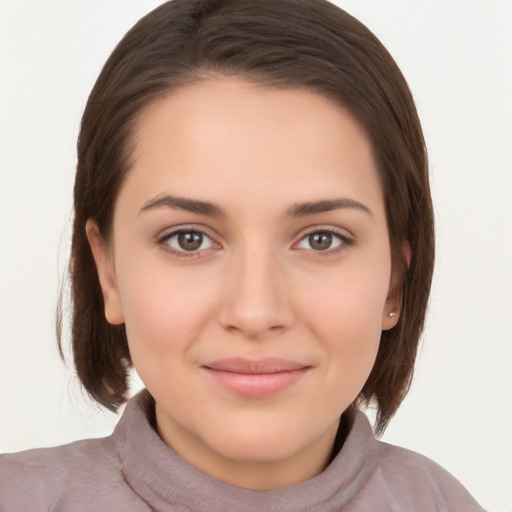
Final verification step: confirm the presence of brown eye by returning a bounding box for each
[164,230,215,253]
[178,231,203,251]
[297,230,345,252]
[309,232,333,251]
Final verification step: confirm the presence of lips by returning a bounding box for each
[201,357,311,398]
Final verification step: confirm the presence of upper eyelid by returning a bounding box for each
[156,226,222,255]
[294,225,354,241]
[291,227,354,254]
[157,224,220,242]
[157,227,222,258]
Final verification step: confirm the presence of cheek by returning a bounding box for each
[294,257,390,387]
[115,260,220,368]
[299,257,390,333]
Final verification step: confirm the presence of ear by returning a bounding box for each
[382,241,411,331]
[85,220,124,325]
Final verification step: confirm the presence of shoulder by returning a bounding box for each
[363,441,485,511]
[1,435,117,486]
[0,436,147,512]
[340,410,485,511]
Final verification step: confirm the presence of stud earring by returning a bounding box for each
[388,312,397,318]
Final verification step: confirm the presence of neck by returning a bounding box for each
[155,405,342,490]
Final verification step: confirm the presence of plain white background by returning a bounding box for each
[0,1,511,510]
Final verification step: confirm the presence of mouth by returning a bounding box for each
[201,357,311,398]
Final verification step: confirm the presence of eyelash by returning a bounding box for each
[295,228,353,256]
[157,227,219,259]
[156,226,353,259]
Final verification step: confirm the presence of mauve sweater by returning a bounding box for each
[0,390,484,511]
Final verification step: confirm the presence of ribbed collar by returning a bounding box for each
[114,390,381,512]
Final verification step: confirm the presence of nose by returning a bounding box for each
[218,246,295,340]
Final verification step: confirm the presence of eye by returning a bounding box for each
[162,229,216,254]
[296,230,348,252]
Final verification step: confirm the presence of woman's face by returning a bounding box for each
[89,78,400,489]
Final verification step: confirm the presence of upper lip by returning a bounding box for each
[202,357,310,374]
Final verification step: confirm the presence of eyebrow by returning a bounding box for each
[139,194,372,218]
[286,198,373,217]
[139,194,226,217]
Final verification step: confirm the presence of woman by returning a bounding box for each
[0,0,485,510]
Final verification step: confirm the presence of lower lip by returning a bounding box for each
[202,368,309,398]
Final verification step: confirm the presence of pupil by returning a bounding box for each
[310,232,332,251]
[178,232,202,251]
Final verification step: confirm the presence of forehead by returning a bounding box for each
[120,78,384,219]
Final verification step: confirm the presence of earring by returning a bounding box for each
[388,312,397,318]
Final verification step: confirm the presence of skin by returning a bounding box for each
[87,78,401,490]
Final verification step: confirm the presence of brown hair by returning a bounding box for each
[59,0,434,434]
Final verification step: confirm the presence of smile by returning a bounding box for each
[201,357,311,398]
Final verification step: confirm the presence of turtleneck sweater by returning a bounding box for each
[0,390,484,511]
